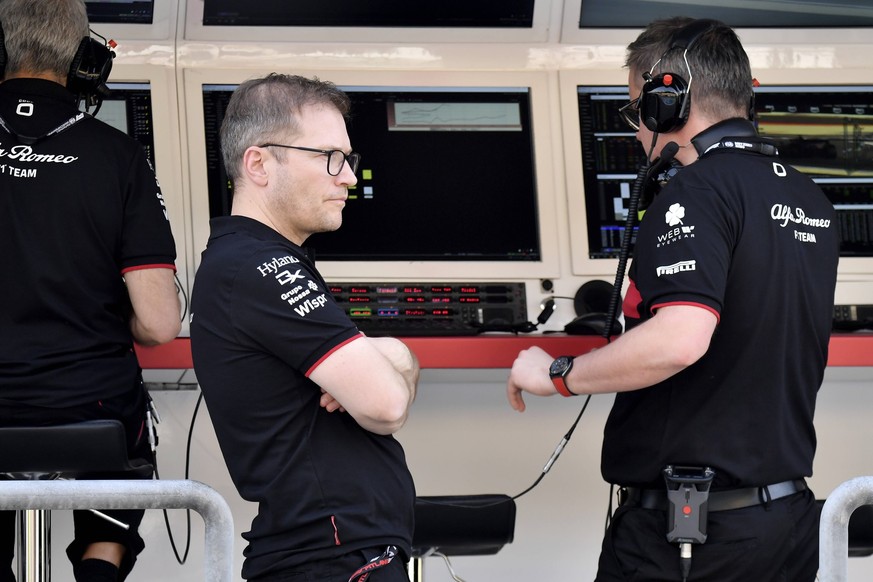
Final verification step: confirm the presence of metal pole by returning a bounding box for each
[18,509,50,582]
[819,476,873,582]
[407,556,423,582]
[0,479,235,582]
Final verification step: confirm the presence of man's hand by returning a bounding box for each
[506,345,559,412]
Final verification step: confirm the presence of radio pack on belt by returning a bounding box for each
[663,465,715,544]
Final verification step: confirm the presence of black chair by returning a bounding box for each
[409,494,516,581]
[817,498,873,557]
[0,420,153,582]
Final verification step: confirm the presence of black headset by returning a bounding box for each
[66,35,114,106]
[0,23,114,107]
[638,19,720,134]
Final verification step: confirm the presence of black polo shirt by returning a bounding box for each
[0,78,176,407]
[190,216,415,580]
[604,137,839,489]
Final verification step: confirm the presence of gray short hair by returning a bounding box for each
[220,73,351,183]
[0,0,89,78]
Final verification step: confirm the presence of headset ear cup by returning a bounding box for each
[573,280,614,316]
[0,22,6,79]
[640,73,690,133]
[67,37,113,98]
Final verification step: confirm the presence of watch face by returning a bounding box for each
[550,356,572,377]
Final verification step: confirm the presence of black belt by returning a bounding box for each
[620,479,807,512]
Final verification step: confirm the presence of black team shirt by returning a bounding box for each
[0,78,176,407]
[604,121,839,489]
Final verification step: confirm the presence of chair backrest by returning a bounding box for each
[0,420,152,479]
[412,494,516,557]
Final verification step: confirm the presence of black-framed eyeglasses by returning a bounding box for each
[258,143,361,176]
[618,97,641,132]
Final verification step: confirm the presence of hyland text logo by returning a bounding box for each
[257,255,300,276]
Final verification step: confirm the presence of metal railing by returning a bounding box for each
[820,476,873,582]
[0,479,234,582]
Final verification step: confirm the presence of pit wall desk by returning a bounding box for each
[135,334,873,370]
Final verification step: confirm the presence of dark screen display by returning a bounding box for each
[85,0,154,24]
[202,85,541,262]
[577,85,873,259]
[578,0,873,28]
[94,82,156,169]
[202,0,534,27]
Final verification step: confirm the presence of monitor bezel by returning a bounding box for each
[109,61,191,332]
[88,0,177,41]
[560,68,873,279]
[184,0,561,43]
[183,68,563,281]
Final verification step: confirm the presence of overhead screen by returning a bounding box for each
[85,0,154,24]
[201,84,541,263]
[201,0,534,27]
[575,84,873,261]
[94,82,156,168]
[576,0,873,28]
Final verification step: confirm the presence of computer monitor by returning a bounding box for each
[105,65,189,331]
[185,69,561,281]
[559,0,873,46]
[184,0,555,42]
[755,85,873,262]
[85,0,153,24]
[86,0,175,41]
[564,80,873,276]
[201,0,534,28]
[94,82,156,168]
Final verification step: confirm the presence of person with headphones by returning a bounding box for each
[507,17,838,581]
[0,1,180,581]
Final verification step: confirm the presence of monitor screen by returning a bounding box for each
[577,0,873,28]
[754,86,873,256]
[201,84,542,262]
[85,0,154,24]
[94,82,156,169]
[201,0,534,27]
[575,84,873,259]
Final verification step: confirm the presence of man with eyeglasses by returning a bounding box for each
[507,17,837,582]
[191,74,419,582]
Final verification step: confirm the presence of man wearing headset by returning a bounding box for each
[507,17,838,581]
[0,1,180,581]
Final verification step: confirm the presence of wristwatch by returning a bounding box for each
[549,355,576,397]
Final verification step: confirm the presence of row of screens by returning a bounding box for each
[101,81,873,267]
[86,0,873,27]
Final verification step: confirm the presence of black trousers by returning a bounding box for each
[0,386,153,582]
[594,488,819,582]
[251,546,409,582]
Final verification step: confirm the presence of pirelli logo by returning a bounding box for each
[656,260,697,277]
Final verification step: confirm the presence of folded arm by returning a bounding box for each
[309,336,419,435]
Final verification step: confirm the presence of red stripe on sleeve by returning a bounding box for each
[121,263,177,274]
[651,301,721,323]
[305,333,364,377]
